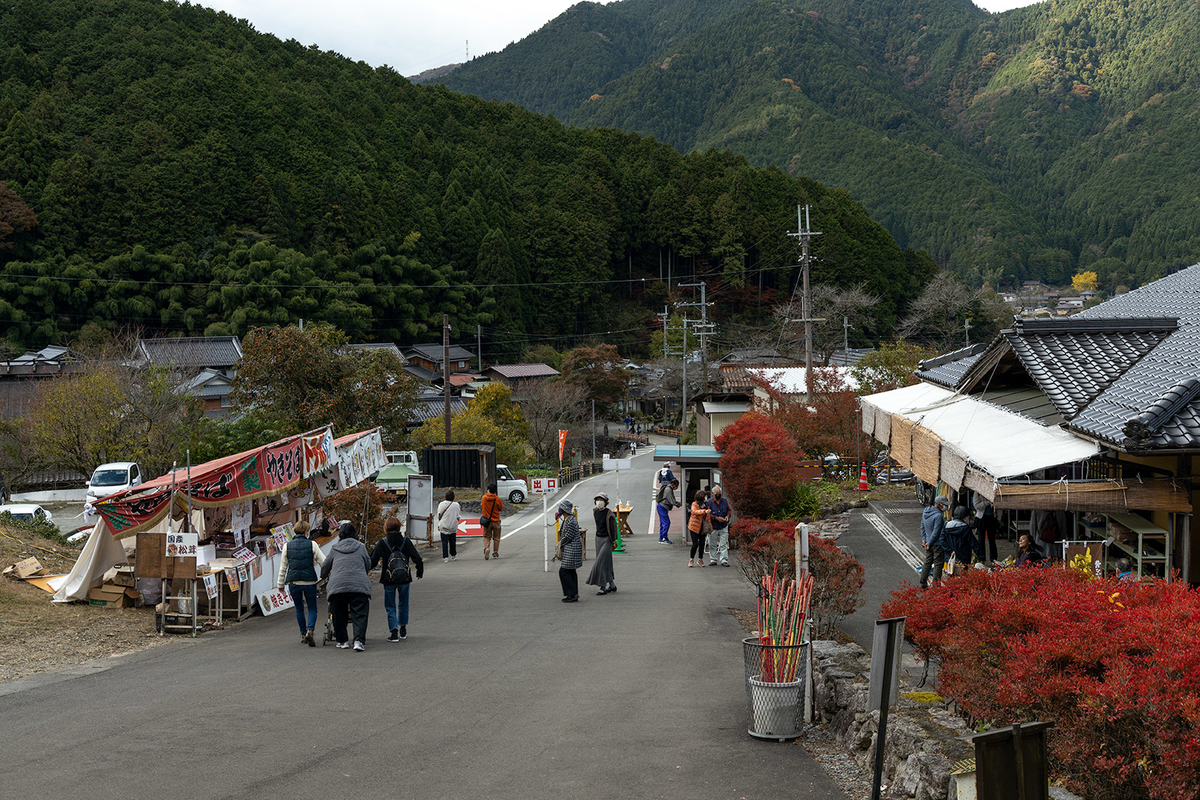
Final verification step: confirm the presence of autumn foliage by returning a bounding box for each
[753,368,872,462]
[883,569,1200,799]
[731,516,866,638]
[714,412,799,519]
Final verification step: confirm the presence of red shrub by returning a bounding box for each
[715,412,800,518]
[883,569,1200,799]
[731,516,865,638]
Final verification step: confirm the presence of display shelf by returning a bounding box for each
[1105,512,1171,581]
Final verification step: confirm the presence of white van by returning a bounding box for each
[496,464,529,504]
[85,462,144,509]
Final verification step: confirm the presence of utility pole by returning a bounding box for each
[843,315,850,355]
[477,323,482,372]
[788,204,822,376]
[964,316,972,345]
[443,314,451,443]
[679,281,715,394]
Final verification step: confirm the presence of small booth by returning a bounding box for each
[52,426,388,626]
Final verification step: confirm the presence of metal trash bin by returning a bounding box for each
[743,637,808,740]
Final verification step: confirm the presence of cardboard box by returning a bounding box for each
[110,566,136,587]
[88,584,138,608]
[14,557,45,578]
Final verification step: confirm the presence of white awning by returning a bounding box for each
[862,383,1099,480]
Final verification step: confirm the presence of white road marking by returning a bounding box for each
[863,512,923,571]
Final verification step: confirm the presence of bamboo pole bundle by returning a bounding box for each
[756,562,815,682]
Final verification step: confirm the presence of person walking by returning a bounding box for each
[480,483,503,560]
[320,521,372,651]
[687,489,710,568]
[370,516,424,642]
[276,520,326,646]
[656,478,680,544]
[918,495,949,589]
[705,485,732,566]
[556,499,583,602]
[586,492,618,595]
[436,489,462,562]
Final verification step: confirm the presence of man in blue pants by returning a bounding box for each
[656,478,680,543]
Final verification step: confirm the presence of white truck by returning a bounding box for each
[374,451,420,500]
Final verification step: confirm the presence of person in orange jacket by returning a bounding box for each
[480,483,503,560]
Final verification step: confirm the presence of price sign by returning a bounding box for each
[257,587,295,616]
[232,547,257,565]
[225,569,240,591]
[202,573,219,599]
[165,533,198,558]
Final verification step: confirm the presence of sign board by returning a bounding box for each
[602,457,632,471]
[257,587,295,615]
[232,547,257,565]
[530,477,559,494]
[407,474,434,517]
[558,430,568,461]
[201,573,219,599]
[867,617,905,713]
[165,532,198,558]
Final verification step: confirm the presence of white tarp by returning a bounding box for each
[861,383,1099,480]
[52,508,205,603]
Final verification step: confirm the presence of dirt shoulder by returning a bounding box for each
[0,522,167,684]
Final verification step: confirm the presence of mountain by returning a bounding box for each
[439,0,1200,290]
[0,0,934,355]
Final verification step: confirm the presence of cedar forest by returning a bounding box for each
[439,0,1200,293]
[0,0,937,357]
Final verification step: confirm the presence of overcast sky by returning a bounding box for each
[199,1,1040,77]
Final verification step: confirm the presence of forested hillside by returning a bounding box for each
[440,0,1200,290]
[0,0,935,356]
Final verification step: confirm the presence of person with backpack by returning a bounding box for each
[320,521,372,651]
[656,478,680,544]
[275,520,326,646]
[370,516,424,642]
[480,483,503,560]
[436,489,462,562]
[586,492,619,595]
[555,499,583,603]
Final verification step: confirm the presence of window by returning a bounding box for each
[130,465,140,481]
[458,360,466,368]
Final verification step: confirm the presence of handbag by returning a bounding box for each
[552,537,565,562]
[700,517,712,536]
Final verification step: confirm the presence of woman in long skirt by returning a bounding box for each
[586,492,618,595]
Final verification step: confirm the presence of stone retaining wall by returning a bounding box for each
[810,639,972,800]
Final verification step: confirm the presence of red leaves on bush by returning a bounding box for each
[883,569,1200,799]
[731,516,866,638]
[715,412,799,518]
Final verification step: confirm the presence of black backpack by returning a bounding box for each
[383,536,413,585]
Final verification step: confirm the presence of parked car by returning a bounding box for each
[85,462,144,510]
[0,503,54,525]
[872,457,915,485]
[496,465,529,504]
[374,451,421,500]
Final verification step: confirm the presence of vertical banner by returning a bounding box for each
[558,430,568,462]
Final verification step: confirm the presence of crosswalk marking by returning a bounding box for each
[863,512,923,571]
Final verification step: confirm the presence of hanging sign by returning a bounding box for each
[232,501,252,541]
[225,569,240,591]
[202,573,219,599]
[257,587,295,615]
[303,428,336,477]
[337,430,387,488]
[236,565,249,583]
[165,532,198,558]
[232,547,257,565]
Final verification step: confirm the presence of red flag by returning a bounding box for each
[558,430,568,461]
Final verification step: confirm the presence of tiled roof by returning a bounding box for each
[410,396,467,422]
[349,343,404,360]
[1002,317,1175,420]
[485,363,560,379]
[403,343,476,363]
[137,336,243,368]
[915,343,988,388]
[1067,265,1200,449]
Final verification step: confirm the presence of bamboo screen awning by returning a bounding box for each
[861,382,1100,490]
[991,478,1192,513]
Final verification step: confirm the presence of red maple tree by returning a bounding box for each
[714,412,799,518]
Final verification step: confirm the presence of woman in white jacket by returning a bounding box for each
[437,489,462,562]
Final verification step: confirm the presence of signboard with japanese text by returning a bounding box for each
[530,478,559,494]
[336,430,387,488]
[232,501,252,542]
[303,429,336,477]
[202,573,219,600]
[165,532,198,558]
[257,587,294,615]
[232,547,256,565]
[225,569,240,591]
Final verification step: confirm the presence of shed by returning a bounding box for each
[423,443,497,490]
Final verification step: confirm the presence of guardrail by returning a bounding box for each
[615,431,650,445]
[558,461,602,486]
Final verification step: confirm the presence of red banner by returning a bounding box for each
[558,430,568,461]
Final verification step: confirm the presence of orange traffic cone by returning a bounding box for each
[858,463,869,491]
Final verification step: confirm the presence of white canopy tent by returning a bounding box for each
[861,382,1100,486]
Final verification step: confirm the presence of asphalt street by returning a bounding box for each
[0,447,845,800]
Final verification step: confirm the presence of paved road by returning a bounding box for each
[0,449,844,799]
